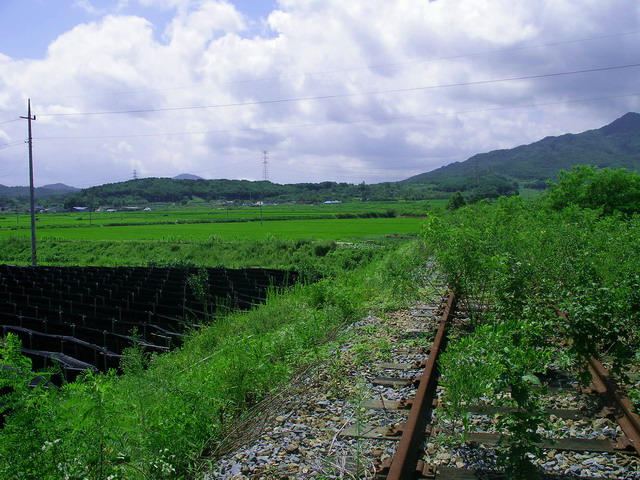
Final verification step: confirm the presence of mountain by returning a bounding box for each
[41,183,79,193]
[404,112,640,190]
[0,183,79,198]
[173,173,204,180]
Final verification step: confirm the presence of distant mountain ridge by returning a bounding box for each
[173,174,204,180]
[41,183,79,192]
[0,183,79,198]
[404,112,640,189]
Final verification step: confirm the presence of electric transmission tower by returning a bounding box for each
[262,151,269,181]
[133,169,138,180]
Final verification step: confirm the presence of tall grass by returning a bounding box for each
[0,242,427,479]
[0,236,401,277]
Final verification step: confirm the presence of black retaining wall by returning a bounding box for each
[0,265,299,381]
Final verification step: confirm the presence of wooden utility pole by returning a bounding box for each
[260,150,269,225]
[20,99,37,266]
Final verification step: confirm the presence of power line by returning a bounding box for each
[284,161,411,173]
[35,62,640,118]
[35,91,640,141]
[0,140,26,150]
[0,155,27,178]
[28,29,640,102]
[71,176,133,188]
[0,118,21,126]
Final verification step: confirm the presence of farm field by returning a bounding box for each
[0,200,436,230]
[0,202,425,268]
[0,217,423,242]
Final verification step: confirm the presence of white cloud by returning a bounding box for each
[74,0,104,15]
[0,0,638,187]
[164,1,245,48]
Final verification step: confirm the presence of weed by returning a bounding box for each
[0,237,431,478]
[320,380,376,480]
[187,268,210,313]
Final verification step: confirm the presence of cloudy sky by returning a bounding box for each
[0,0,639,188]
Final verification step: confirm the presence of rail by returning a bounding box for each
[378,291,456,480]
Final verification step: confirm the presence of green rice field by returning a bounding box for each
[0,217,422,241]
[0,200,435,230]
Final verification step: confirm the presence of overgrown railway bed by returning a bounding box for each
[375,294,640,479]
[208,289,640,479]
[0,264,298,381]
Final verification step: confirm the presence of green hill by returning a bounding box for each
[404,112,640,191]
[0,183,79,199]
[59,177,440,207]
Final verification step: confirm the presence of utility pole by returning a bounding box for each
[20,99,37,266]
[260,151,269,225]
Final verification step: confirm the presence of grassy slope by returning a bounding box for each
[0,237,407,281]
[0,241,428,480]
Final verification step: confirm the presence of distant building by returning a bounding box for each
[323,200,342,204]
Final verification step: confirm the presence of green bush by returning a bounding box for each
[544,165,640,215]
[423,194,640,477]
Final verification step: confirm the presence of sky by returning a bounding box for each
[0,0,639,188]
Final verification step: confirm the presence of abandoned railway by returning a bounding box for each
[209,288,640,479]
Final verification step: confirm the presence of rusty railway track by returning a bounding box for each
[339,291,640,479]
[378,291,456,480]
[587,356,640,457]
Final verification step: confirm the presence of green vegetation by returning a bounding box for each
[0,217,422,242]
[3,200,433,228]
[0,238,428,479]
[440,321,552,478]
[446,191,465,211]
[423,167,640,477]
[0,236,403,282]
[2,208,427,243]
[30,178,446,210]
[0,202,434,252]
[0,202,428,269]
[544,164,640,215]
[0,200,430,479]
